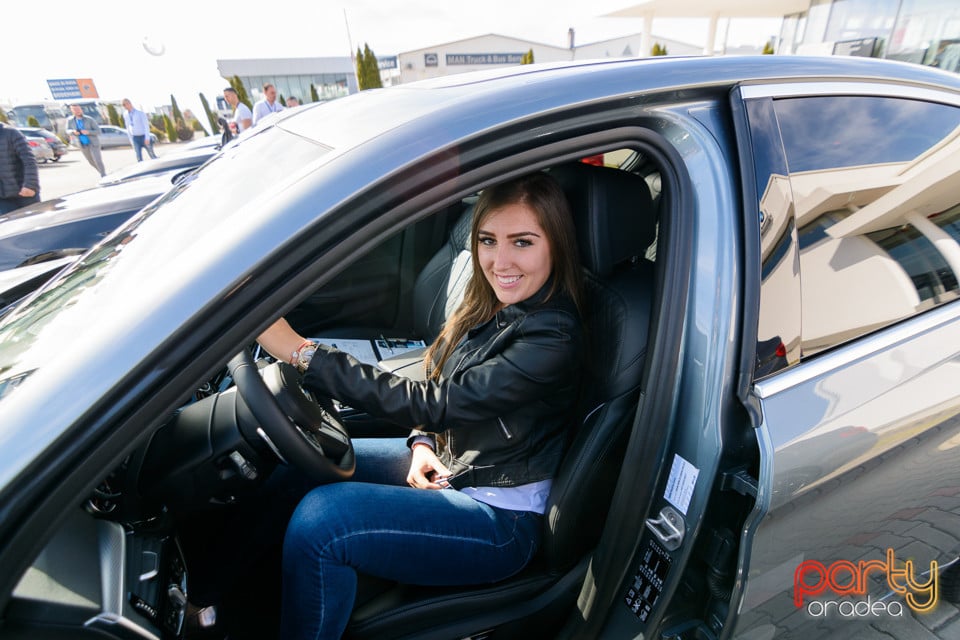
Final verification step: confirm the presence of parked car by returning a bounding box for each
[95,124,158,149]
[6,101,69,136]
[20,133,54,163]
[15,127,68,161]
[98,146,217,185]
[1,56,960,640]
[0,170,195,310]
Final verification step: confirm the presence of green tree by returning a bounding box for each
[355,47,365,89]
[163,114,177,144]
[27,115,40,127]
[521,48,534,64]
[651,42,668,56]
[169,96,195,141]
[310,83,320,103]
[762,41,775,55]
[170,94,184,126]
[357,43,383,90]
[107,103,123,127]
[0,110,8,124]
[279,93,287,106]
[199,93,220,135]
[229,75,252,109]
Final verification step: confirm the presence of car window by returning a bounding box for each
[775,96,959,172]
[774,95,960,358]
[746,98,802,378]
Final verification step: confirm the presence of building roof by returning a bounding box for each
[606,0,811,18]
[399,33,570,56]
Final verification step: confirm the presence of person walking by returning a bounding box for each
[121,99,158,162]
[222,88,252,134]
[252,83,285,126]
[0,122,40,214]
[67,104,106,177]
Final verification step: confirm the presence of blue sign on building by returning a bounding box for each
[47,79,83,100]
[378,56,398,70]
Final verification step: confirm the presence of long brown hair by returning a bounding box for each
[424,172,583,379]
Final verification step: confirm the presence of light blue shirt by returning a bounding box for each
[122,108,151,137]
[411,435,552,513]
[252,98,284,126]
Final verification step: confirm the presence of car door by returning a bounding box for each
[733,81,960,638]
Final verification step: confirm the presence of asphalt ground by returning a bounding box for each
[35,141,186,201]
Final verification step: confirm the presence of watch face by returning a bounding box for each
[297,344,318,373]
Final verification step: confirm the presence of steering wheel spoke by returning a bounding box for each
[227,349,355,483]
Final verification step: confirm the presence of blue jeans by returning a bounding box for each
[0,193,40,214]
[132,135,157,162]
[280,438,543,640]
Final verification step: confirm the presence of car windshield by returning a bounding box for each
[9,106,49,127]
[0,124,331,398]
[0,84,480,403]
[79,103,104,123]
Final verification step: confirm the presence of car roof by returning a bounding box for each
[280,55,960,152]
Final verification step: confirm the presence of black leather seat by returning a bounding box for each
[411,202,474,344]
[346,163,659,639]
[375,203,474,380]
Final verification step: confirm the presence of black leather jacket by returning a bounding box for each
[302,284,583,488]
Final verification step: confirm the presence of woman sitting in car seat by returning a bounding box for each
[257,171,585,639]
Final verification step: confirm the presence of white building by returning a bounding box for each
[398,32,701,84]
[398,34,571,84]
[217,57,358,105]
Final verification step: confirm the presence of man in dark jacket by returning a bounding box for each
[0,123,40,215]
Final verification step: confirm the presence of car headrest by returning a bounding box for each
[548,163,657,277]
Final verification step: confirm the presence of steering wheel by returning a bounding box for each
[227,348,355,483]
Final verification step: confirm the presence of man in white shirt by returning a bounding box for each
[252,83,285,127]
[222,87,253,133]
[121,98,157,162]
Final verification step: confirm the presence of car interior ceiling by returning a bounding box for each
[4,148,665,640]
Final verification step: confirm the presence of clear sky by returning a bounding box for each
[2,0,780,119]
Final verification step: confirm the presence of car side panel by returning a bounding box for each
[738,305,960,637]
[734,80,960,637]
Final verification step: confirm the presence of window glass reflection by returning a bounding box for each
[823,0,900,45]
[867,224,959,304]
[932,204,960,242]
[886,0,960,71]
[748,98,801,379]
[775,96,959,172]
[774,96,960,357]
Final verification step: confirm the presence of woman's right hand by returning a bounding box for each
[407,444,452,490]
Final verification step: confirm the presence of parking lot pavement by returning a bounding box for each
[36,141,186,201]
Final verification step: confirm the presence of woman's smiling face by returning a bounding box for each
[476,202,553,308]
